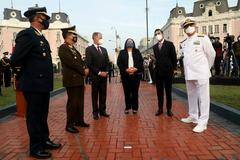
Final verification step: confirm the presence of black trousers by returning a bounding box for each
[214,57,222,76]
[121,75,141,111]
[91,77,107,115]
[66,86,84,127]
[23,92,50,152]
[4,70,11,87]
[155,75,173,111]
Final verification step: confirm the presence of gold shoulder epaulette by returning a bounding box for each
[180,38,187,43]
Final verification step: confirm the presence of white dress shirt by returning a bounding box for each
[128,51,134,68]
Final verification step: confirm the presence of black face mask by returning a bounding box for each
[73,36,77,43]
[40,19,49,29]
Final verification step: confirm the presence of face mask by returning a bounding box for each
[73,36,77,43]
[98,39,103,45]
[126,40,134,48]
[41,19,49,29]
[156,34,163,41]
[238,38,240,41]
[185,26,195,35]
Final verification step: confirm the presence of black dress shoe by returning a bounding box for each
[44,140,62,149]
[155,110,163,116]
[66,126,79,133]
[100,112,110,117]
[93,114,99,120]
[75,122,90,128]
[30,150,51,159]
[167,111,173,117]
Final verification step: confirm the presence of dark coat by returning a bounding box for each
[85,45,110,77]
[153,40,177,76]
[117,49,144,77]
[58,43,85,87]
[10,27,53,92]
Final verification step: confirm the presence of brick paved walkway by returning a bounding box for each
[0,81,239,160]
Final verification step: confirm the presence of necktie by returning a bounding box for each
[158,42,162,50]
[97,46,102,54]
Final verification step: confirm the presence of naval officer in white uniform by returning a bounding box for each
[180,17,216,133]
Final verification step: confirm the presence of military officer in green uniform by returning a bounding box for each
[10,6,61,158]
[58,26,90,134]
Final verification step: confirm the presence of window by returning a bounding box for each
[208,10,213,16]
[178,10,183,14]
[202,26,207,34]
[223,24,227,33]
[208,25,213,34]
[216,1,222,6]
[215,25,219,33]
[200,3,205,9]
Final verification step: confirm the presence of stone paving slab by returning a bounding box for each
[0,82,239,160]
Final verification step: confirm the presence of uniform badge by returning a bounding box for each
[193,41,200,45]
[40,41,44,47]
[43,53,46,57]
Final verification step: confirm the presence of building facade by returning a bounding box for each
[0,6,89,70]
[140,0,240,57]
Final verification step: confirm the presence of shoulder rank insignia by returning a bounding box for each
[180,38,187,44]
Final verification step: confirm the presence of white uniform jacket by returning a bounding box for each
[180,33,216,80]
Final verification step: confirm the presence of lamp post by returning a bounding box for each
[111,27,121,52]
[146,0,149,51]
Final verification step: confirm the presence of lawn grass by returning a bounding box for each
[174,83,240,110]
[0,74,63,108]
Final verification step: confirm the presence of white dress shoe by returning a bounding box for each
[193,124,207,133]
[181,117,198,124]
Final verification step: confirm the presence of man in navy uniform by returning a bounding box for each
[11,6,61,158]
[0,52,12,87]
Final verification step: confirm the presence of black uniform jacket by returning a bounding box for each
[11,27,53,92]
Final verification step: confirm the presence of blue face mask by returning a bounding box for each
[41,19,49,29]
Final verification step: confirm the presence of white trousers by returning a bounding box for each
[186,79,210,125]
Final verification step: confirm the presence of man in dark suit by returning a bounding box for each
[153,29,177,117]
[85,32,110,120]
[10,6,61,159]
[58,26,90,134]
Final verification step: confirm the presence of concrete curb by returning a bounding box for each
[172,87,240,125]
[0,87,66,119]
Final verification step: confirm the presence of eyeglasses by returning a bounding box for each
[155,32,162,36]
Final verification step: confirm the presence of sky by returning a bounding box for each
[0,0,238,54]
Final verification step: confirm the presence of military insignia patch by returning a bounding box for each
[34,31,41,36]
[193,41,200,45]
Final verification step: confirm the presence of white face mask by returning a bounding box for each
[98,39,104,45]
[185,26,196,35]
[156,34,163,41]
[238,38,240,41]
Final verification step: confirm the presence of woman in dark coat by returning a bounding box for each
[117,38,144,114]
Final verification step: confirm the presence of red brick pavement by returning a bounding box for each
[0,81,239,160]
